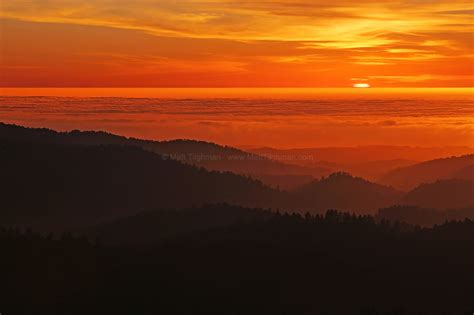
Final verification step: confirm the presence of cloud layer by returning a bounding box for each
[1,94,472,147]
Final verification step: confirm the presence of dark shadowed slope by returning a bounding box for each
[0,122,331,187]
[90,202,474,246]
[402,179,474,210]
[294,172,402,214]
[148,139,331,179]
[377,205,474,227]
[2,123,441,230]
[3,213,474,315]
[451,164,474,181]
[248,173,314,190]
[0,141,283,230]
[88,204,274,245]
[0,139,407,230]
[379,154,474,190]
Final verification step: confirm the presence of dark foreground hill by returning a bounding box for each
[377,205,474,227]
[89,203,474,246]
[1,208,473,315]
[0,122,330,188]
[0,141,282,230]
[88,204,274,245]
[0,141,401,230]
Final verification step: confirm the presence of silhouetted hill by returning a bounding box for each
[402,179,474,209]
[88,204,273,245]
[294,172,402,214]
[0,140,283,230]
[248,145,474,181]
[2,212,474,315]
[93,202,474,247]
[248,145,473,165]
[377,205,474,227]
[379,154,474,190]
[0,122,330,187]
[6,122,472,230]
[345,159,418,181]
[249,173,314,190]
[451,164,474,180]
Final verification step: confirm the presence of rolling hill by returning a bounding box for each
[0,122,330,189]
[88,204,273,245]
[377,205,474,227]
[248,145,473,165]
[0,131,411,230]
[0,140,283,230]
[402,179,474,209]
[379,155,474,190]
[3,122,470,231]
[294,172,402,214]
[247,146,473,181]
[451,164,474,181]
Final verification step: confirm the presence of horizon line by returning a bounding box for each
[2,87,473,89]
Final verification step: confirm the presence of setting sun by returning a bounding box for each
[353,83,371,88]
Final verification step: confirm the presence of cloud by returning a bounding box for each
[2,0,473,42]
[0,0,473,87]
[377,120,398,126]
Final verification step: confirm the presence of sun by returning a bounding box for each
[353,83,371,88]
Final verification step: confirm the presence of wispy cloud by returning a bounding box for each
[0,0,473,86]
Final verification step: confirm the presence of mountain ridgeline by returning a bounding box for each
[0,122,331,189]
[0,140,281,230]
[248,145,474,181]
[0,139,405,230]
[1,122,474,314]
[294,172,402,212]
[380,154,474,190]
[0,122,472,231]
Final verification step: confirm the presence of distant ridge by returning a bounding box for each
[403,179,474,209]
[247,145,473,181]
[248,145,474,165]
[379,154,474,190]
[294,172,402,213]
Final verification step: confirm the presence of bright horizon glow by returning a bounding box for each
[353,84,371,88]
[1,87,472,99]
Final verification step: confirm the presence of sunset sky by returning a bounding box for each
[1,0,473,87]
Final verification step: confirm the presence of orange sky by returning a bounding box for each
[1,0,473,87]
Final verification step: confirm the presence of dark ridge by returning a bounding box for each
[294,172,402,213]
[0,122,332,182]
[380,154,474,190]
[403,179,474,209]
[1,211,473,315]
